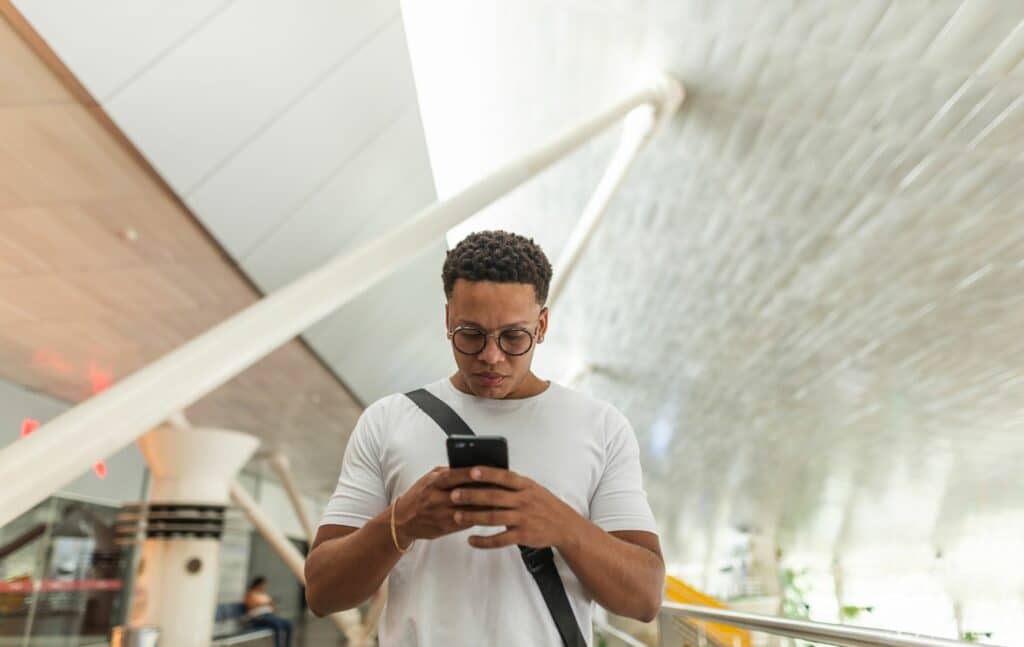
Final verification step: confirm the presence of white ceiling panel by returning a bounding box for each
[101,0,400,193]
[304,240,452,405]
[12,0,231,101]
[277,169,441,402]
[242,108,433,291]
[189,19,420,260]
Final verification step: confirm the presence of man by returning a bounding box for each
[306,230,664,645]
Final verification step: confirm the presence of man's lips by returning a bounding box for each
[474,373,506,385]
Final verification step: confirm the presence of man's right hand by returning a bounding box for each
[392,467,484,548]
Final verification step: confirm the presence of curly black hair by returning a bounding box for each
[442,230,553,304]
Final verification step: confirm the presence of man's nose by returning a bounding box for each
[478,335,506,364]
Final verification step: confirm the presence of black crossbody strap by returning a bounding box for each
[405,388,477,437]
[405,389,587,647]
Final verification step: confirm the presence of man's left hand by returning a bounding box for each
[448,467,580,550]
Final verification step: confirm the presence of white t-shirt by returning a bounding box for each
[319,378,658,647]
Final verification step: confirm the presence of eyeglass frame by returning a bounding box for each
[446,319,543,357]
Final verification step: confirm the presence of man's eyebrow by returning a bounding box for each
[455,319,532,329]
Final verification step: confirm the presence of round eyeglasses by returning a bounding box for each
[447,325,536,356]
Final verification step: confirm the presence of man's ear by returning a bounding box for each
[537,307,549,343]
[444,302,450,332]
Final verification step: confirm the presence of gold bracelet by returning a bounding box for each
[390,496,412,554]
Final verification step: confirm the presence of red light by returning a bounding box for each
[86,361,113,395]
[19,418,107,479]
[20,419,39,438]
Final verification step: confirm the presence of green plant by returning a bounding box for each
[963,631,993,643]
[779,568,811,619]
[840,605,873,620]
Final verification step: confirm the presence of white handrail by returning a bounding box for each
[593,618,648,647]
[661,602,984,647]
[0,74,683,527]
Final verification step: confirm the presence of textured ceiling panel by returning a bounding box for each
[404,0,1024,623]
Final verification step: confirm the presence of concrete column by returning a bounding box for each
[127,424,259,647]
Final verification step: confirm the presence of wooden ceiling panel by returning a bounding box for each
[0,105,151,203]
[0,16,66,106]
[0,7,363,495]
[0,296,30,324]
[156,263,236,308]
[76,195,226,265]
[0,274,104,320]
[0,203,144,270]
[0,232,48,276]
[64,266,204,316]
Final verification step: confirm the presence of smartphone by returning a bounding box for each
[446,435,509,482]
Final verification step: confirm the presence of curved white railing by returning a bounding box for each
[660,602,986,647]
[593,618,648,647]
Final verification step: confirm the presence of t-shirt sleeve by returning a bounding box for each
[589,408,659,534]
[318,402,388,529]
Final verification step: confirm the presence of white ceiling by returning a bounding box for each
[402,0,1024,636]
[13,0,449,407]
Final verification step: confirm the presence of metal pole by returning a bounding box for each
[266,453,315,542]
[228,481,362,642]
[265,452,380,645]
[0,74,684,528]
[548,102,664,308]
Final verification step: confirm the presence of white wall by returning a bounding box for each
[0,379,148,506]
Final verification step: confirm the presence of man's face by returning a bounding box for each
[445,279,548,399]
